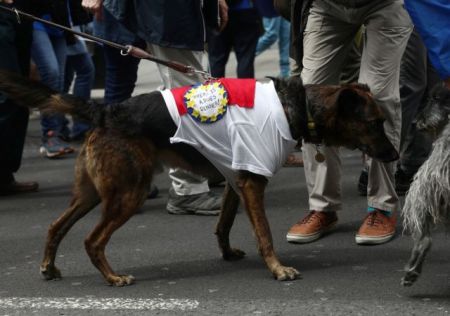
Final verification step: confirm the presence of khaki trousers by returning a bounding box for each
[301,0,412,212]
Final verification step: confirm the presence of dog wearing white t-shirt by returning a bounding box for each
[0,71,398,286]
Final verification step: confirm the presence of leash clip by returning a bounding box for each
[13,8,21,24]
[120,45,132,56]
[185,66,215,81]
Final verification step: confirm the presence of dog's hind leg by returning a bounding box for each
[84,190,146,286]
[401,218,432,287]
[215,183,245,260]
[238,172,301,281]
[40,159,100,281]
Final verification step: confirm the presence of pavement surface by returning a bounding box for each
[1,47,450,316]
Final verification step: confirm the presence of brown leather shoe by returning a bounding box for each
[286,210,338,243]
[355,210,396,245]
[0,180,39,196]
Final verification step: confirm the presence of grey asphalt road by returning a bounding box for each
[1,47,450,316]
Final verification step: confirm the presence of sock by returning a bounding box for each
[367,206,392,217]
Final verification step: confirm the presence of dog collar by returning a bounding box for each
[305,97,325,162]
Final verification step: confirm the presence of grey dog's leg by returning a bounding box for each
[402,219,432,286]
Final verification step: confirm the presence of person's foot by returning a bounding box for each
[355,209,396,245]
[286,210,338,243]
[0,180,39,196]
[166,188,221,215]
[395,169,414,196]
[40,131,74,158]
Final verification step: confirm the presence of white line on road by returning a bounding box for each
[0,297,199,311]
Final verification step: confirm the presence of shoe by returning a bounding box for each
[284,153,304,167]
[166,188,221,215]
[0,180,39,196]
[40,131,74,158]
[286,210,338,243]
[357,169,368,196]
[355,209,396,245]
[147,184,159,199]
[395,169,414,196]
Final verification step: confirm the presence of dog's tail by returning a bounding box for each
[0,70,99,123]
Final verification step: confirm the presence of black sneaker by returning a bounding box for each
[357,169,368,196]
[395,169,414,196]
[166,188,222,215]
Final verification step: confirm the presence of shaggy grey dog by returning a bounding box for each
[402,85,450,286]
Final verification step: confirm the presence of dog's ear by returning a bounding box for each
[267,76,285,91]
[335,86,365,117]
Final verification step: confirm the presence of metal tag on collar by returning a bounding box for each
[314,144,325,163]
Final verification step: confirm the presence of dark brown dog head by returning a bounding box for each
[272,77,398,162]
[415,84,450,135]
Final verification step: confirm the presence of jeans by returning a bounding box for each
[256,16,290,77]
[65,51,95,138]
[102,44,141,104]
[31,29,68,139]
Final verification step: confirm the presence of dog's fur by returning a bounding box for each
[0,71,398,286]
[401,85,450,286]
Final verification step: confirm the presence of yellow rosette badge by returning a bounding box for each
[184,81,228,124]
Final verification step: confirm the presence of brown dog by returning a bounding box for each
[0,72,398,286]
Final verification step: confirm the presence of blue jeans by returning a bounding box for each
[31,29,68,139]
[102,44,141,104]
[256,17,290,77]
[65,52,95,138]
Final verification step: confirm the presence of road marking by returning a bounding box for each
[0,297,199,311]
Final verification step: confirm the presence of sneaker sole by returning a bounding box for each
[286,221,337,244]
[167,204,220,216]
[355,233,395,245]
[39,147,65,159]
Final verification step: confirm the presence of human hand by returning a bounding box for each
[82,0,103,20]
[218,0,228,31]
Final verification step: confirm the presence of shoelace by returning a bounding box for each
[300,211,321,224]
[366,211,384,227]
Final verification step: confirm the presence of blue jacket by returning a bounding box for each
[405,0,450,79]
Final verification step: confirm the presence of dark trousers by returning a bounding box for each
[0,10,32,184]
[398,29,441,175]
[207,8,261,78]
[103,41,143,104]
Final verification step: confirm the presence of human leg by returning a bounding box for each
[0,12,38,194]
[355,0,413,244]
[32,30,72,157]
[277,17,291,77]
[255,17,280,56]
[146,44,221,215]
[67,52,95,140]
[287,0,359,242]
[231,9,260,78]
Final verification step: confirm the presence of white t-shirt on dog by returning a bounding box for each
[160,80,296,191]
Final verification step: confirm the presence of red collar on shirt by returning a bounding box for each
[170,78,256,115]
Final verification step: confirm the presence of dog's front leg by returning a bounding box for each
[215,183,245,260]
[237,172,300,281]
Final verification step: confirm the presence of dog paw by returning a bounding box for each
[108,274,135,287]
[222,248,246,261]
[401,271,419,287]
[273,266,301,281]
[40,265,62,280]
